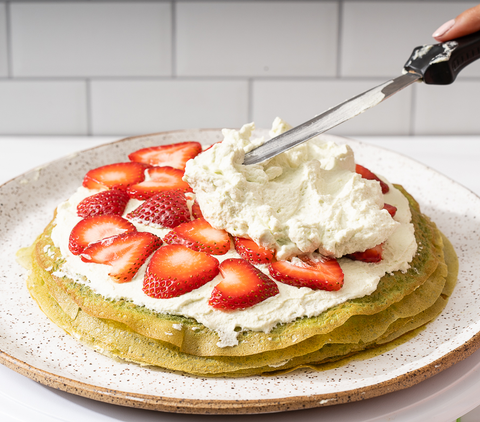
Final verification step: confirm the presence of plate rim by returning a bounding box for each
[1,333,478,414]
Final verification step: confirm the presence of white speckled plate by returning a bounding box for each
[1,129,480,414]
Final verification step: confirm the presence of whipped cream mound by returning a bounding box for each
[184,118,399,260]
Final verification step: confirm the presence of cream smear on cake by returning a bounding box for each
[50,122,417,347]
[185,118,398,260]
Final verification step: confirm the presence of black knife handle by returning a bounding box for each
[404,30,480,84]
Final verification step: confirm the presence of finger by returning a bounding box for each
[433,4,480,41]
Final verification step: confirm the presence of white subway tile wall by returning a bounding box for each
[90,79,249,134]
[10,3,173,77]
[341,1,478,77]
[0,80,88,134]
[252,79,413,135]
[176,1,338,77]
[415,80,480,135]
[0,0,479,136]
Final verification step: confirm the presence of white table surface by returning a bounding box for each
[1,135,480,422]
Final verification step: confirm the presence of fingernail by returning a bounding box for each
[432,19,455,39]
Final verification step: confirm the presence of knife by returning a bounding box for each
[243,30,480,166]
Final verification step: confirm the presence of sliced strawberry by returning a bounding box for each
[76,189,130,218]
[355,164,389,194]
[268,256,344,291]
[383,203,397,218]
[127,166,191,200]
[69,215,136,255]
[347,244,383,263]
[143,244,219,299]
[163,218,230,255]
[81,231,162,283]
[233,237,275,264]
[82,162,148,191]
[129,141,202,170]
[191,200,203,219]
[126,190,190,229]
[209,258,279,311]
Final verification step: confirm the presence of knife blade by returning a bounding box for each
[243,73,420,165]
[243,30,480,166]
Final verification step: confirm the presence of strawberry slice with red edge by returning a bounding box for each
[127,166,191,200]
[347,244,383,263]
[81,231,162,283]
[163,217,230,255]
[383,203,397,218]
[82,162,148,191]
[126,190,191,229]
[234,237,275,264]
[77,189,130,218]
[209,258,279,311]
[128,141,202,170]
[191,200,203,219]
[269,255,344,291]
[69,214,137,255]
[143,244,219,299]
[355,164,389,194]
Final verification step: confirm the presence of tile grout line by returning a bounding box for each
[171,0,176,78]
[336,0,343,79]
[248,78,253,122]
[1,74,480,82]
[86,79,92,136]
[5,0,12,78]
[409,82,417,136]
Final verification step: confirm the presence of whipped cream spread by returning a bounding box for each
[185,118,398,260]
[50,120,417,347]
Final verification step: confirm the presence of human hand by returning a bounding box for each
[433,4,480,41]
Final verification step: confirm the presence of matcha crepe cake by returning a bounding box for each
[19,122,458,378]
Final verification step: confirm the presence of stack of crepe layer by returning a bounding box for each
[22,186,458,377]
